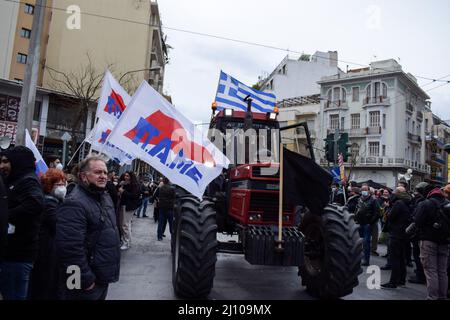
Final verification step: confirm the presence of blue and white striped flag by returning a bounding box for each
[215,71,276,113]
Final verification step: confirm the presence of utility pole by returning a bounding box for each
[16,0,47,145]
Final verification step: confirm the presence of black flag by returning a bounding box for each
[283,147,332,214]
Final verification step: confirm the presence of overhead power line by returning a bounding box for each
[3,0,450,85]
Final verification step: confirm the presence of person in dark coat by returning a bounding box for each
[29,169,66,300]
[355,185,380,266]
[408,182,433,284]
[154,178,175,241]
[381,186,412,289]
[414,187,450,300]
[137,177,151,218]
[345,187,360,214]
[0,174,8,262]
[0,146,44,300]
[118,171,140,250]
[55,156,120,300]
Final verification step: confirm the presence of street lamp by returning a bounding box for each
[118,66,162,83]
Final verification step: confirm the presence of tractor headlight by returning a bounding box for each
[224,109,233,117]
[268,112,277,120]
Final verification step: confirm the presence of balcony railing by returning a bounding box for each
[366,126,382,135]
[417,110,423,122]
[407,132,422,144]
[325,100,348,109]
[348,128,366,137]
[363,96,390,106]
[406,102,414,114]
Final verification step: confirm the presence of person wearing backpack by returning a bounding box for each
[355,185,380,266]
[414,187,450,300]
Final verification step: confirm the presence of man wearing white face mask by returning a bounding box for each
[29,168,66,300]
[355,185,380,266]
[47,155,63,171]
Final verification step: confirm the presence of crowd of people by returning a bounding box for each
[0,146,176,300]
[1,143,449,300]
[332,179,450,299]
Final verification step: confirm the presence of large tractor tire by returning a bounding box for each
[298,204,363,299]
[172,196,217,298]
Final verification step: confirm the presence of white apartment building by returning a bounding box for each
[318,59,431,188]
[277,95,322,161]
[259,51,341,100]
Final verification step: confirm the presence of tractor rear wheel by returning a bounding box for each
[172,196,217,298]
[298,204,363,299]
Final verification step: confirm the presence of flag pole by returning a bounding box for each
[66,140,86,167]
[277,143,284,250]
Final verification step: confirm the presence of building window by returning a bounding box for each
[24,3,34,14]
[351,114,360,129]
[366,82,388,101]
[340,117,345,130]
[369,111,380,127]
[17,53,27,64]
[382,114,386,129]
[33,101,41,121]
[329,114,339,130]
[20,28,31,39]
[333,87,340,102]
[412,120,415,134]
[369,142,380,157]
[382,145,386,157]
[352,87,359,102]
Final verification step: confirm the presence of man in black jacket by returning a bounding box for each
[355,185,380,266]
[408,182,433,284]
[155,177,175,241]
[0,146,44,300]
[56,156,120,300]
[381,187,412,289]
[0,174,8,262]
[414,187,449,300]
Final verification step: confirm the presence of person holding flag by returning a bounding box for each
[25,129,48,177]
[0,146,44,300]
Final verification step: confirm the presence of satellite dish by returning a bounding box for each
[0,136,12,150]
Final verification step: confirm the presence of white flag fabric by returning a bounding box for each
[105,81,230,199]
[87,118,134,165]
[25,129,48,176]
[215,71,276,113]
[86,70,134,164]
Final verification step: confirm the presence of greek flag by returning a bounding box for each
[215,71,276,113]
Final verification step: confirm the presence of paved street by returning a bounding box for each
[108,204,428,300]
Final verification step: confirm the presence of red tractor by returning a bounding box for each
[171,103,363,299]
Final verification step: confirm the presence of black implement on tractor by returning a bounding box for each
[171,100,363,299]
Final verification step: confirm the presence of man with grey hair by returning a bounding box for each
[55,156,120,300]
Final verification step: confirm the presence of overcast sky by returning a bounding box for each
[158,0,450,125]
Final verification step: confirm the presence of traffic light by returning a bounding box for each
[324,134,335,162]
[338,133,352,162]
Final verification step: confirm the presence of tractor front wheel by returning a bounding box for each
[298,204,363,299]
[172,196,217,298]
